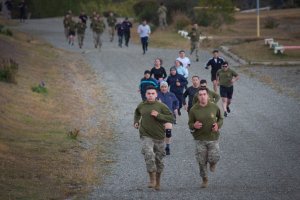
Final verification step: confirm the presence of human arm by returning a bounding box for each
[180,75,188,87]
[162,68,167,79]
[205,60,211,69]
[212,108,223,131]
[188,111,202,130]
[192,93,198,106]
[152,104,174,123]
[183,88,189,106]
[133,104,141,128]
[231,70,239,84]
[211,90,220,103]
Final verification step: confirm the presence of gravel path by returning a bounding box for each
[17,18,300,200]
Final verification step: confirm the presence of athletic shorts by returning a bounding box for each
[69,30,75,36]
[220,85,233,99]
[211,71,217,81]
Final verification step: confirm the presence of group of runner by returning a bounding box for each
[135,49,239,190]
[62,10,132,49]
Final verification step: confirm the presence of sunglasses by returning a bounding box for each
[222,65,228,68]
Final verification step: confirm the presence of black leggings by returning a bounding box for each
[141,36,148,53]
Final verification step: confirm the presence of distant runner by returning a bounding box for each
[216,62,239,117]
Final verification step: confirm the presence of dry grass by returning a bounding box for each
[204,8,300,61]
[0,18,114,199]
[131,23,190,50]
[130,8,300,62]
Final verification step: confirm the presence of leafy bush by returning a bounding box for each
[192,0,235,28]
[67,128,80,139]
[32,84,48,94]
[172,11,191,30]
[133,0,159,23]
[0,59,18,83]
[264,16,279,29]
[0,24,13,36]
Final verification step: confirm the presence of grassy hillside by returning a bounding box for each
[0,18,114,199]
[131,8,300,62]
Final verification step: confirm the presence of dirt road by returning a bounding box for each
[17,18,300,200]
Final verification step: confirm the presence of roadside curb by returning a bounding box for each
[219,46,248,65]
[219,46,300,66]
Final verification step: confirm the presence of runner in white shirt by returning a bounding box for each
[176,50,191,69]
[137,20,151,54]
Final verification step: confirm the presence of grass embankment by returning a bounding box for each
[0,19,113,199]
[132,8,300,62]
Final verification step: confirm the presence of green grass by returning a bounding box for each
[31,85,48,94]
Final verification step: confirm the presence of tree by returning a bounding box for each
[193,0,235,27]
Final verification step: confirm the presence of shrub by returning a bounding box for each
[0,59,18,83]
[67,128,80,139]
[264,16,279,29]
[133,0,159,24]
[0,24,13,36]
[192,0,235,28]
[172,11,191,30]
[32,84,48,94]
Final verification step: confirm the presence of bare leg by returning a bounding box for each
[212,80,218,93]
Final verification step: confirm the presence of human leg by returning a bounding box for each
[212,80,218,93]
[141,37,147,54]
[109,26,114,42]
[141,137,157,188]
[195,140,209,187]
[159,17,163,30]
[226,86,233,113]
[190,41,195,56]
[153,138,166,190]
[93,31,97,48]
[118,35,123,47]
[164,122,173,155]
[195,41,199,61]
[124,32,130,46]
[207,141,220,172]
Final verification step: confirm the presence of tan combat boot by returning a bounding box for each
[148,172,156,188]
[210,163,216,172]
[155,172,161,190]
[201,177,208,188]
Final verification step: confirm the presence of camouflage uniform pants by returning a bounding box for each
[93,32,102,48]
[195,140,220,178]
[64,27,69,39]
[77,33,84,47]
[190,41,199,60]
[159,15,167,29]
[141,136,166,173]
[108,26,115,41]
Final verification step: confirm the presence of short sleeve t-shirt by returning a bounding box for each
[176,57,191,68]
[217,68,238,87]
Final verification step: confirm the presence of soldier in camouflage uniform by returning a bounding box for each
[67,16,76,46]
[76,18,87,49]
[63,14,71,41]
[192,79,220,106]
[134,86,174,190]
[91,17,106,49]
[188,23,201,62]
[107,12,117,42]
[157,2,167,30]
[188,87,223,188]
